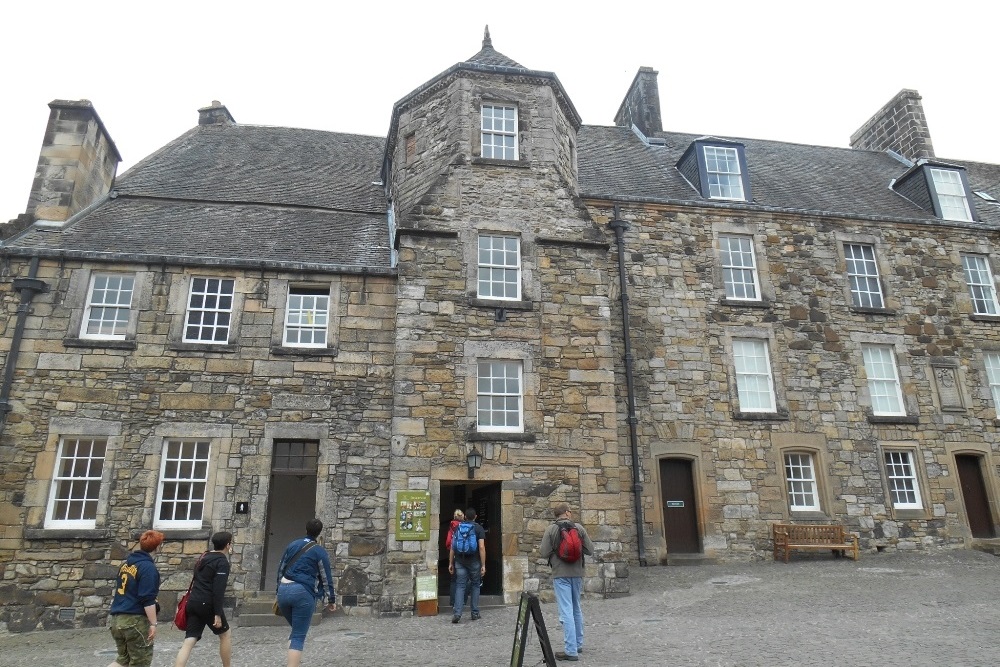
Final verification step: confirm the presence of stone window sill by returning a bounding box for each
[849,306,896,316]
[468,431,536,443]
[785,511,831,522]
[867,414,919,425]
[63,337,137,350]
[168,342,238,354]
[720,298,771,309]
[970,314,1000,323]
[469,297,533,311]
[270,346,338,358]
[24,528,111,540]
[472,157,529,169]
[733,410,789,421]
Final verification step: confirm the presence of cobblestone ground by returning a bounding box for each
[1,550,998,666]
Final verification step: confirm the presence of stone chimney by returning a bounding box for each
[614,67,663,138]
[26,100,121,223]
[198,100,235,126]
[849,89,934,161]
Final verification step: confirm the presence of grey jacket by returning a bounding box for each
[539,520,594,578]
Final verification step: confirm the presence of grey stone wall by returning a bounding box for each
[589,201,1000,562]
[0,258,396,631]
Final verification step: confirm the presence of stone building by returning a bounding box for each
[2,30,1000,631]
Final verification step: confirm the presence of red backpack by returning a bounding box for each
[555,520,583,563]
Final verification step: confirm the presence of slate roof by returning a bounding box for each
[577,125,1000,229]
[5,123,392,272]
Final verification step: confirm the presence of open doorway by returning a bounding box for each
[261,440,319,590]
[439,481,502,600]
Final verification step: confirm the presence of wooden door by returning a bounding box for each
[472,483,503,595]
[660,458,700,553]
[956,454,995,538]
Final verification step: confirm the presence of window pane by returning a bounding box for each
[884,451,922,508]
[156,440,211,525]
[47,438,106,526]
[83,274,135,339]
[476,360,523,431]
[930,168,972,222]
[184,277,235,343]
[477,235,521,300]
[862,346,904,415]
[962,255,999,315]
[784,453,818,510]
[733,339,775,412]
[844,243,884,309]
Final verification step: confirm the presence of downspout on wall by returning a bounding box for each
[609,206,647,566]
[0,257,48,436]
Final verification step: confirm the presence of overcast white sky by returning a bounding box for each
[3,0,998,221]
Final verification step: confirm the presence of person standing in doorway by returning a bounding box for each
[173,531,234,667]
[449,506,485,623]
[276,519,337,667]
[108,530,165,667]
[539,502,594,662]
[445,508,467,613]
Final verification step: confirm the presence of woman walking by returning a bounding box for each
[276,519,336,667]
[173,531,234,667]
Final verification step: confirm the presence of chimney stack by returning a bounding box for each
[26,100,121,223]
[614,67,663,138]
[850,89,935,161]
[198,100,235,126]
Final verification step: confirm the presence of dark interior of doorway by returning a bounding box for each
[439,481,502,599]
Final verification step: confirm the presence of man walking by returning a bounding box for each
[448,506,486,623]
[540,502,594,662]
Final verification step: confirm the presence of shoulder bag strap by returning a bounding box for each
[279,540,316,579]
[186,552,208,593]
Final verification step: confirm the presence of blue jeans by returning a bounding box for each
[277,581,315,651]
[553,576,584,656]
[453,558,481,617]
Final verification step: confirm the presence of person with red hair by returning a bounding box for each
[108,530,164,667]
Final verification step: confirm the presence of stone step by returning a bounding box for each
[236,596,323,628]
[439,594,506,610]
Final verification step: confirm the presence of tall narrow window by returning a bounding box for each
[478,235,521,300]
[81,273,135,339]
[284,286,330,347]
[477,360,523,432]
[984,353,1000,416]
[883,451,922,509]
[45,438,107,528]
[862,345,906,416]
[930,168,973,222]
[784,453,819,511]
[481,104,518,160]
[962,255,999,316]
[844,243,884,309]
[732,339,776,412]
[703,146,745,200]
[184,277,235,343]
[155,440,210,529]
[719,235,760,300]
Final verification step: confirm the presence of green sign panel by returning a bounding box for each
[396,490,431,541]
[415,575,438,601]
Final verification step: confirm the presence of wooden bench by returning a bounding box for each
[772,523,859,563]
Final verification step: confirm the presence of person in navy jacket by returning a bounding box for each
[276,519,336,667]
[108,530,164,667]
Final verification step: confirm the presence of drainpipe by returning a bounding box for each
[0,256,49,436]
[609,206,647,566]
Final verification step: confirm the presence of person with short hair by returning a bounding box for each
[173,531,234,667]
[449,506,486,623]
[108,529,165,667]
[276,518,337,667]
[539,502,594,662]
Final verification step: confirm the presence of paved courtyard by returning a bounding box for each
[1,549,998,666]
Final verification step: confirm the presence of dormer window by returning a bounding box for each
[930,168,973,222]
[676,139,751,202]
[892,161,976,223]
[481,104,518,160]
[704,146,745,200]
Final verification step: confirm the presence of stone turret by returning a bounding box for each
[850,89,935,161]
[25,99,121,223]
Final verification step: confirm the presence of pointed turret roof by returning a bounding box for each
[465,26,525,69]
